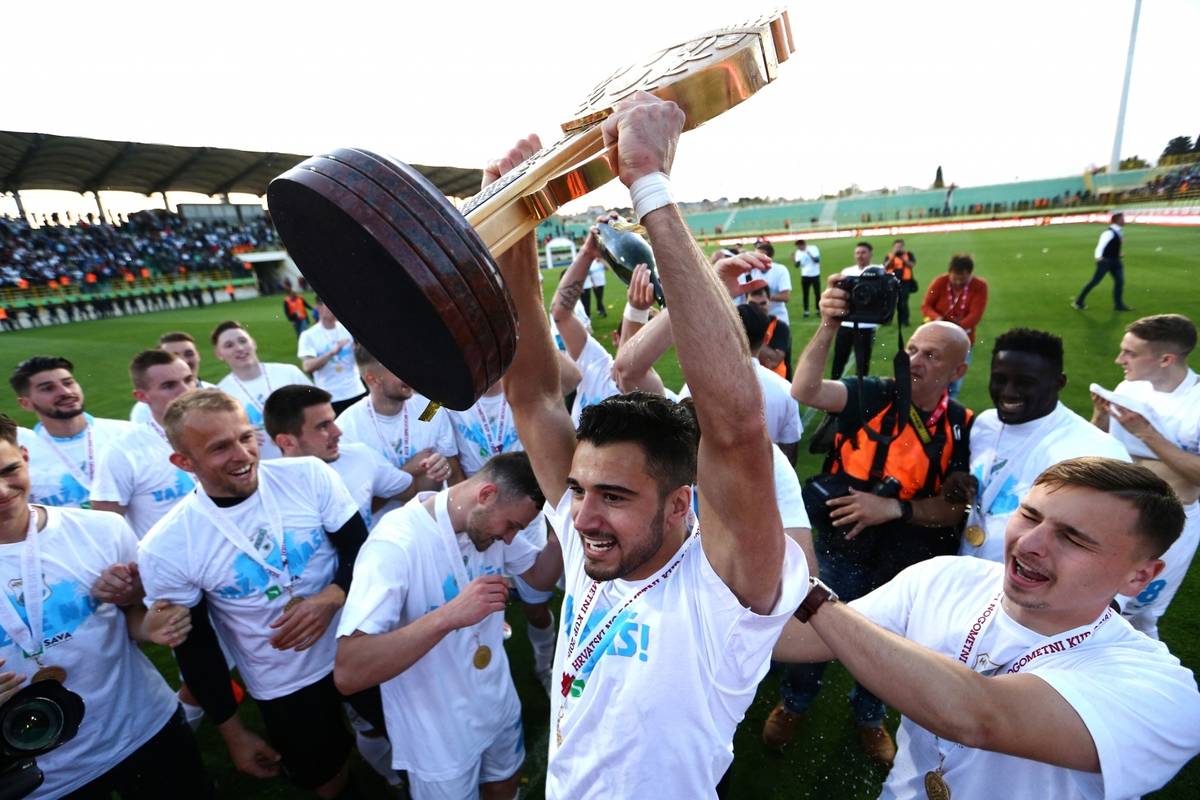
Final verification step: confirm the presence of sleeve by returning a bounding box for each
[138,537,204,609]
[329,512,369,593]
[173,596,237,724]
[543,490,577,564]
[1094,229,1114,260]
[369,451,413,499]
[313,459,360,532]
[920,276,941,320]
[774,265,792,292]
[959,279,988,332]
[773,444,810,529]
[1034,656,1200,800]
[503,533,540,577]
[288,364,313,385]
[90,447,134,505]
[847,558,928,636]
[296,330,317,359]
[433,412,457,458]
[336,539,408,637]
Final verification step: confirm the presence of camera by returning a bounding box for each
[801,472,905,536]
[835,266,900,325]
[0,680,85,800]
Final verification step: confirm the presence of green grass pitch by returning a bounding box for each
[1,221,1197,797]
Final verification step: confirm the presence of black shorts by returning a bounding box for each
[255,672,353,789]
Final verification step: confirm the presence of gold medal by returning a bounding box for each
[284,595,305,613]
[924,769,951,800]
[472,645,492,670]
[32,665,68,684]
[964,525,986,548]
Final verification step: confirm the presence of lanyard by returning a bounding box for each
[944,280,971,322]
[433,491,472,598]
[147,419,169,444]
[230,364,271,413]
[0,508,46,660]
[971,411,1062,522]
[36,420,95,489]
[367,398,410,465]
[907,391,950,446]
[193,476,294,588]
[474,399,508,456]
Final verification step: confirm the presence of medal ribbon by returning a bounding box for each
[907,391,950,446]
[0,508,46,661]
[944,280,971,323]
[36,419,95,489]
[475,399,508,456]
[970,411,1062,527]
[367,398,410,465]
[230,364,272,413]
[147,419,169,444]
[193,473,294,590]
[431,491,494,657]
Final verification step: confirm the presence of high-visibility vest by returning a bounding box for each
[285,295,307,319]
[885,252,914,282]
[763,318,788,378]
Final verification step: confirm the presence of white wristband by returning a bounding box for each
[630,172,674,222]
[623,303,651,324]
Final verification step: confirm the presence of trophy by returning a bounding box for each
[268,11,793,410]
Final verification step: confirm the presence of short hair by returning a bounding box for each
[476,451,545,508]
[893,238,905,245]
[158,331,196,346]
[856,241,873,252]
[755,241,775,259]
[1034,457,1184,559]
[1112,212,1125,223]
[737,302,769,351]
[263,384,333,439]
[0,414,17,447]
[577,392,699,497]
[210,320,247,345]
[795,239,806,247]
[162,388,242,451]
[129,349,183,389]
[948,254,975,273]
[992,328,1063,372]
[10,356,74,396]
[354,342,380,369]
[1126,314,1196,357]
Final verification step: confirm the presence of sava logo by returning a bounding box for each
[42,631,74,650]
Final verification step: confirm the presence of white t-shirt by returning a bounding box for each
[570,336,620,429]
[1107,370,1200,459]
[587,259,607,288]
[18,415,133,508]
[91,422,197,539]
[737,261,792,324]
[129,379,214,423]
[853,556,1200,800]
[139,457,358,700]
[795,248,820,277]
[337,490,539,780]
[323,442,412,529]
[839,265,881,330]
[960,404,1131,562]
[678,360,803,446]
[337,393,457,468]
[446,391,523,477]
[773,443,810,530]
[297,321,364,402]
[0,507,177,799]
[544,490,808,798]
[217,362,312,461]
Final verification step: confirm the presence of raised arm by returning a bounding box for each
[790,275,851,413]
[492,137,577,504]
[612,306,673,394]
[602,92,782,613]
[550,232,598,360]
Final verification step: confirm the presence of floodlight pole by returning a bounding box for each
[11,191,26,220]
[1109,0,1142,172]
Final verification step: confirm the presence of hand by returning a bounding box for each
[1090,392,1111,421]
[482,134,543,189]
[600,91,686,187]
[827,489,904,539]
[1110,404,1154,439]
[627,264,656,311]
[0,661,26,706]
[142,600,192,647]
[221,721,282,779]
[336,338,351,352]
[419,452,453,484]
[818,274,850,324]
[440,575,509,630]
[269,594,339,651]
[941,472,978,507]
[92,561,143,606]
[715,251,771,298]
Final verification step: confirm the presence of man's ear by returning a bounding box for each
[168,451,193,473]
[274,433,299,457]
[1120,558,1165,599]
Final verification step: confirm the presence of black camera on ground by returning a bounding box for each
[0,680,85,800]
[836,266,900,325]
[801,472,904,537]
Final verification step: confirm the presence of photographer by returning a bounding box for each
[883,238,918,327]
[767,277,973,764]
[830,243,880,379]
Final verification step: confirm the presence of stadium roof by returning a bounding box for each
[0,131,483,199]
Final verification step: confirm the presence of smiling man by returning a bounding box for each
[774,457,1200,799]
[960,328,1130,563]
[138,389,371,799]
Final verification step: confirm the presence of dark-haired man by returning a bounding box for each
[960,328,1129,563]
[775,457,1200,799]
[11,355,132,508]
[130,332,215,424]
[264,384,429,527]
[920,254,989,398]
[1092,314,1200,637]
[745,279,793,379]
[746,240,792,327]
[489,93,807,798]
[830,242,880,379]
[139,389,371,799]
[1073,211,1133,311]
[794,239,821,318]
[334,452,558,799]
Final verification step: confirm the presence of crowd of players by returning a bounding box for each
[1,96,1199,800]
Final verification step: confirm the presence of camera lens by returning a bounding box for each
[2,698,65,752]
[852,284,873,304]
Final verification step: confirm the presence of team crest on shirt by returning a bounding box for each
[971,653,1000,676]
[0,576,98,653]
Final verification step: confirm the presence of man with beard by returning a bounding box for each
[138,389,371,799]
[11,355,132,508]
[488,93,808,798]
[959,328,1129,564]
[334,452,558,799]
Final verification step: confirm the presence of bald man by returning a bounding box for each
[767,283,975,764]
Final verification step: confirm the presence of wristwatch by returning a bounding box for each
[897,499,914,523]
[795,577,838,623]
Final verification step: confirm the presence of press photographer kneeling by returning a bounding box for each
[764,270,974,764]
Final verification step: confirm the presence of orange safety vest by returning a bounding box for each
[830,395,971,501]
[763,318,788,378]
[285,295,307,319]
[0,308,7,320]
[885,252,914,282]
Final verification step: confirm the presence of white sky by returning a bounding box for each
[3,0,1197,217]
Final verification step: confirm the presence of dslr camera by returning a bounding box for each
[835,266,900,325]
[1,680,85,800]
[802,472,904,537]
